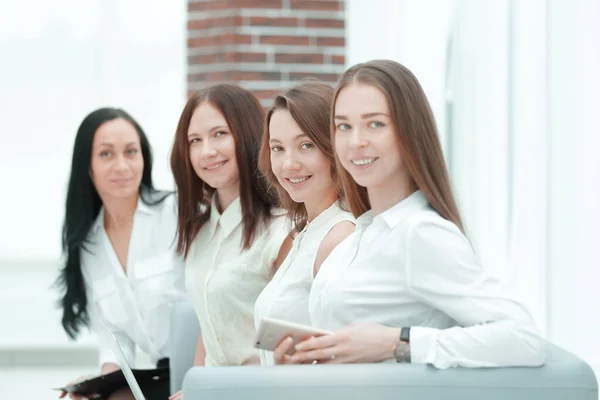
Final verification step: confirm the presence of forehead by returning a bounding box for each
[268,109,303,140]
[334,83,389,116]
[188,101,229,133]
[93,118,139,146]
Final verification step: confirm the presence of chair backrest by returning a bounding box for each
[169,301,201,393]
[181,343,598,400]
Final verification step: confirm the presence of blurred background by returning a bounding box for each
[0,0,598,397]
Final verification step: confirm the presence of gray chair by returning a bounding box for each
[182,344,597,399]
[169,301,200,394]
[170,302,598,399]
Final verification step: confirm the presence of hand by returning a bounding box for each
[273,337,302,365]
[58,375,97,399]
[291,323,401,364]
[169,390,183,400]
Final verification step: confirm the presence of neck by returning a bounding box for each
[304,189,338,223]
[216,185,240,213]
[102,194,138,231]
[368,177,417,216]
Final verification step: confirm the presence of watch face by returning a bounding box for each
[394,342,411,363]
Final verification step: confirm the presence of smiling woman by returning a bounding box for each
[168,84,290,385]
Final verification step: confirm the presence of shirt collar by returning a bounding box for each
[379,190,429,228]
[208,195,242,240]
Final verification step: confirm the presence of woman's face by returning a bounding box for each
[90,118,144,200]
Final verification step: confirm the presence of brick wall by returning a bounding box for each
[187,0,346,106]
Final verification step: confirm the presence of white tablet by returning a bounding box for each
[254,317,332,354]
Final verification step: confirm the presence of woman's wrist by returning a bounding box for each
[381,326,402,361]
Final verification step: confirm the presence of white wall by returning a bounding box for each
[0,0,186,348]
[0,0,186,262]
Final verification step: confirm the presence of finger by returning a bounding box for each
[291,346,337,363]
[273,337,294,364]
[58,390,66,399]
[295,333,338,352]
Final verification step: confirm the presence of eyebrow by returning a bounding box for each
[188,126,228,136]
[334,112,389,120]
[269,133,308,143]
[99,142,137,147]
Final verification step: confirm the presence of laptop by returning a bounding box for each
[96,319,147,400]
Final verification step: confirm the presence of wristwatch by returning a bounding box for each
[394,327,411,363]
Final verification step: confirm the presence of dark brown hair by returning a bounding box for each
[170,84,276,258]
[332,60,464,232]
[259,81,342,231]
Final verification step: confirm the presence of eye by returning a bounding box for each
[215,131,227,137]
[270,145,283,152]
[99,151,111,158]
[336,123,351,131]
[300,142,314,150]
[126,148,139,155]
[368,121,384,128]
[189,137,200,144]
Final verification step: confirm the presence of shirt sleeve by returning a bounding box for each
[87,300,136,369]
[404,217,546,369]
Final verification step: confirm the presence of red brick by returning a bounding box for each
[248,16,299,27]
[187,16,242,30]
[316,36,345,47]
[229,71,282,81]
[305,18,344,29]
[223,52,268,63]
[260,35,310,46]
[331,55,345,65]
[188,53,220,64]
[219,33,254,45]
[234,0,283,8]
[189,72,227,82]
[275,53,325,64]
[290,0,341,11]
[188,0,232,12]
[290,72,340,82]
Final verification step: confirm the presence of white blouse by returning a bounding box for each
[82,193,187,368]
[185,196,289,366]
[309,190,546,369]
[254,201,355,365]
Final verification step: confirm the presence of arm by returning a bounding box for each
[193,334,206,366]
[404,219,546,369]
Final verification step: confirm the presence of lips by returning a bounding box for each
[285,175,311,184]
[110,178,133,185]
[204,160,228,170]
[351,157,378,166]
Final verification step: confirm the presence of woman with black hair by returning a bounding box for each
[56,108,186,400]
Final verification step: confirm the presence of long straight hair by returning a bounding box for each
[258,81,342,232]
[170,84,276,258]
[56,108,169,339]
[332,60,464,232]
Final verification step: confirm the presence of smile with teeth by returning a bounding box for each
[287,176,311,184]
[205,160,227,170]
[351,157,378,166]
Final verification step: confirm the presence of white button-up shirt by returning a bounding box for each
[309,190,546,369]
[82,193,187,368]
[254,202,355,365]
[185,196,289,366]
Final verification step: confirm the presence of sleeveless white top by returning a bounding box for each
[253,201,354,365]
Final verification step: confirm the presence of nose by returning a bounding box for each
[199,140,218,159]
[281,152,301,172]
[348,127,368,149]
[114,154,129,172]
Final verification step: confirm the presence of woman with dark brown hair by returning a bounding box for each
[279,60,546,369]
[253,81,355,365]
[168,84,289,375]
